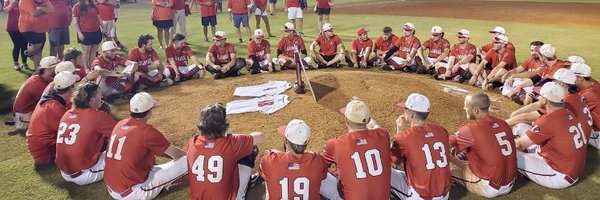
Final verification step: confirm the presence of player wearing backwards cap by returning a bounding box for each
[374,26,400,70]
[128,33,173,90]
[26,71,77,170]
[9,56,59,135]
[349,27,376,68]
[274,22,312,70]
[469,34,516,90]
[438,29,477,82]
[310,23,346,68]
[567,55,585,65]
[55,82,117,185]
[570,63,600,149]
[187,103,264,200]
[513,82,589,189]
[93,41,139,98]
[448,93,516,198]
[383,22,421,72]
[206,31,245,79]
[419,25,450,75]
[390,93,451,199]
[320,99,391,200]
[105,92,187,199]
[164,33,205,82]
[501,41,545,103]
[259,119,331,200]
[479,26,515,58]
[246,29,274,74]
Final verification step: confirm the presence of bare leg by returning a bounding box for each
[298,18,303,33]
[203,26,209,41]
[245,26,252,40]
[164,28,171,47]
[236,27,242,41]
[324,14,330,24]
[262,16,274,36]
[81,44,92,70]
[255,15,261,29]
[210,25,216,37]
[157,28,164,48]
[317,15,323,33]
[30,43,43,68]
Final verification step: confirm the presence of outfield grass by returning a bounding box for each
[1,2,600,199]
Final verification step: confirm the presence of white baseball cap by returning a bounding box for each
[283,22,295,31]
[540,82,565,103]
[53,71,77,90]
[397,93,430,113]
[101,41,119,52]
[55,61,76,74]
[494,35,509,44]
[130,92,158,113]
[567,55,585,64]
[553,68,576,85]
[431,26,443,35]
[457,29,470,38]
[254,29,264,37]
[277,119,310,145]
[403,22,415,31]
[214,31,226,39]
[322,23,333,32]
[539,44,556,58]
[570,63,591,77]
[40,56,61,69]
[489,26,506,35]
[341,100,371,124]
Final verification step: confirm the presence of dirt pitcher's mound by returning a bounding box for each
[111,70,520,152]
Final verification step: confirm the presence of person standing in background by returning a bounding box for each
[72,0,102,71]
[314,0,330,33]
[253,0,275,38]
[171,0,186,36]
[3,0,29,70]
[47,0,70,60]
[152,0,174,50]
[198,0,217,42]
[18,0,54,69]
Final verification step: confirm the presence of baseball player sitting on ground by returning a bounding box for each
[309,23,346,68]
[55,82,117,185]
[390,93,451,200]
[382,22,421,72]
[437,29,477,82]
[418,25,450,75]
[468,35,516,90]
[104,92,188,200]
[164,33,206,82]
[373,26,400,70]
[449,93,517,198]
[26,71,77,170]
[501,41,545,102]
[93,41,139,98]
[478,26,515,60]
[320,98,391,200]
[513,82,589,189]
[187,103,264,199]
[246,29,274,74]
[259,119,331,200]
[40,61,90,109]
[570,63,600,149]
[348,27,376,68]
[127,33,173,91]
[206,31,245,79]
[274,22,312,70]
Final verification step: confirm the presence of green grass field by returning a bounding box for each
[1,1,600,199]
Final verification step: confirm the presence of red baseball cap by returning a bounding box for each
[356,27,368,36]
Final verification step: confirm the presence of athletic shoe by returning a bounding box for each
[8,128,26,135]
[453,75,465,83]
[192,73,201,79]
[239,38,243,43]
[317,62,327,69]
[299,32,305,37]
[21,63,29,70]
[13,62,20,70]
[268,34,276,38]
[347,61,355,68]
[214,73,225,79]
[330,63,340,68]
[382,64,393,71]
[204,38,209,42]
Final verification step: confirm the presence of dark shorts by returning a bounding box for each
[269,0,276,3]
[316,7,331,15]
[77,31,103,45]
[153,20,174,29]
[322,54,336,62]
[48,27,70,46]
[232,14,249,28]
[21,31,46,45]
[201,15,217,26]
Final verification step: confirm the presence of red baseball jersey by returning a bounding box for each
[537,60,568,79]
[96,1,116,21]
[316,0,330,8]
[26,98,68,150]
[374,34,399,56]
[151,0,174,21]
[72,3,101,32]
[391,124,452,198]
[128,47,159,73]
[187,134,254,200]
[5,0,20,32]
[277,35,306,58]
[579,83,600,131]
[525,108,588,179]
[104,118,171,194]
[42,82,73,109]
[247,39,271,61]
[13,74,50,113]
[227,0,250,14]
[254,0,267,10]
[47,0,71,28]
[55,108,117,174]
[198,0,216,17]
[480,41,516,54]
[393,36,421,59]
[172,0,185,10]
[286,0,300,7]
[449,43,477,64]
[449,116,517,186]
[92,55,128,72]
[208,43,236,64]
[350,38,373,58]
[483,49,517,70]
[565,93,594,136]
[422,38,450,59]
[322,128,391,200]
[314,34,342,56]
[165,43,193,67]
[18,0,53,33]
[520,56,544,71]
[259,150,328,200]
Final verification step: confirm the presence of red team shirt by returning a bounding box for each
[579,83,600,131]
[227,0,250,14]
[151,0,174,20]
[254,0,267,10]
[13,74,50,113]
[393,36,421,59]
[449,43,477,64]
[537,60,568,80]
[286,0,300,7]
[5,0,20,32]
[104,118,171,194]
[93,55,128,72]
[72,3,101,32]
[259,151,329,200]
[18,0,53,33]
[316,0,330,8]
[450,116,517,186]
[26,97,68,162]
[172,0,185,10]
[198,0,216,17]
[247,39,271,61]
[481,41,516,54]
[391,125,451,198]
[520,56,544,71]
[128,48,159,73]
[422,38,450,59]
[314,34,342,56]
[96,1,116,21]
[55,108,117,174]
[374,34,400,56]
[277,35,306,58]
[525,109,589,180]
[483,49,517,70]
[208,43,236,64]
[165,43,193,67]
[350,38,373,59]
[322,128,391,200]
[565,93,594,136]
[187,134,254,200]
[47,0,71,28]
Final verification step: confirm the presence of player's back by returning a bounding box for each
[322,128,391,200]
[259,151,329,200]
[565,93,594,136]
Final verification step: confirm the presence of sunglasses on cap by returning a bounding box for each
[213,38,225,42]
[457,36,467,39]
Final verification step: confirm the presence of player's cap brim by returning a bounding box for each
[396,101,407,108]
[339,107,346,115]
[277,125,287,136]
